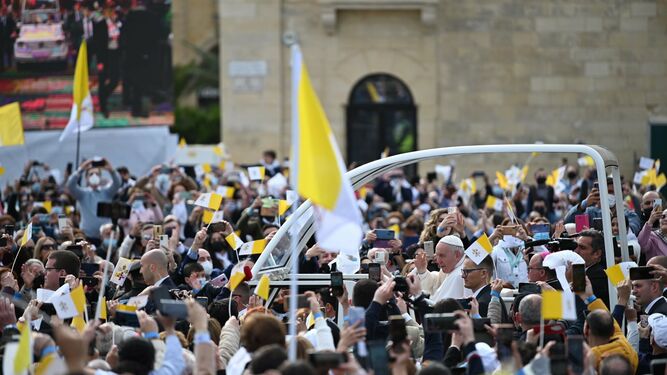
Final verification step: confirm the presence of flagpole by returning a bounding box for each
[75,119,81,170]
[539,314,545,349]
[95,225,116,320]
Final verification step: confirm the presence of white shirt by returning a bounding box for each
[431,257,471,301]
[491,243,528,288]
[226,346,251,375]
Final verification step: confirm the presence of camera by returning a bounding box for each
[97,201,131,221]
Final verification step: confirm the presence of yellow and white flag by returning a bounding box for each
[239,239,267,256]
[229,271,246,291]
[485,196,503,212]
[605,261,638,286]
[225,233,244,250]
[202,210,224,224]
[290,45,362,254]
[194,192,223,211]
[59,41,94,142]
[465,233,493,265]
[0,102,25,146]
[248,166,266,181]
[542,290,577,321]
[216,186,235,199]
[254,274,270,300]
[20,223,32,247]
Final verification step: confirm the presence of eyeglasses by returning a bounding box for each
[41,244,56,250]
[461,268,484,277]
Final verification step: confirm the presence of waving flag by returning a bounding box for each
[290,45,362,253]
[59,41,94,142]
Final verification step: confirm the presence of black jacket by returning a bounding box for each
[475,284,492,317]
[646,297,667,316]
[587,262,610,308]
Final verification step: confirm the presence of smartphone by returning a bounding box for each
[572,264,586,293]
[196,296,209,308]
[651,359,667,375]
[447,207,457,214]
[374,229,395,248]
[82,276,98,287]
[368,263,381,282]
[550,343,568,374]
[655,199,663,209]
[153,225,163,239]
[423,241,434,258]
[593,182,599,189]
[592,217,603,232]
[499,225,518,236]
[348,306,365,327]
[159,300,189,319]
[207,222,226,234]
[114,311,140,327]
[209,273,228,288]
[97,202,131,220]
[308,352,347,369]
[389,315,407,346]
[568,335,584,374]
[374,251,386,265]
[260,198,279,217]
[159,235,169,251]
[423,313,458,332]
[575,214,590,232]
[91,158,106,168]
[66,162,73,175]
[67,244,84,260]
[81,263,98,276]
[367,340,391,375]
[630,266,655,280]
[58,215,68,231]
[0,237,6,247]
[473,318,494,346]
[284,294,309,311]
[393,276,409,294]
[518,282,542,295]
[330,271,344,297]
[456,298,472,310]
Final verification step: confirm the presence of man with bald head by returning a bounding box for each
[140,249,176,289]
[647,256,667,298]
[641,191,661,227]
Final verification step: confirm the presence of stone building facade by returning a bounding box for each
[218,0,667,175]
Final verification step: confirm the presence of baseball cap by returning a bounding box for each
[648,313,667,349]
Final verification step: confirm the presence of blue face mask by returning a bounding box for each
[51,206,63,215]
[31,183,41,194]
[102,238,117,248]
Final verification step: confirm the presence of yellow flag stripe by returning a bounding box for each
[296,57,342,210]
[542,290,563,320]
[229,272,245,291]
[476,233,493,253]
[14,320,31,373]
[73,41,89,120]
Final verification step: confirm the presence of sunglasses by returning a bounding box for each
[461,268,484,277]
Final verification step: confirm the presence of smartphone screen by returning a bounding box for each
[655,199,663,209]
[456,298,472,310]
[153,225,163,239]
[330,271,344,297]
[423,313,458,332]
[572,264,586,293]
[568,335,584,374]
[368,263,381,282]
[423,241,434,258]
[348,306,365,327]
[518,282,542,294]
[575,214,590,232]
[389,315,407,347]
[368,340,391,375]
[58,215,68,231]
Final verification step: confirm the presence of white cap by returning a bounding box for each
[649,313,667,349]
[438,235,464,248]
[542,250,585,270]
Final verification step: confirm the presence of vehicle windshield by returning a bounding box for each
[21,0,60,24]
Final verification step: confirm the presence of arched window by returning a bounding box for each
[346,74,417,176]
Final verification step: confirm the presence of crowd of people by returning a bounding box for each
[0,149,667,375]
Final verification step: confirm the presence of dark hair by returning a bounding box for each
[433,298,463,314]
[417,362,452,375]
[208,298,238,324]
[586,310,614,340]
[578,229,604,252]
[478,254,494,276]
[47,250,80,276]
[405,243,422,260]
[280,361,316,375]
[250,344,288,374]
[183,262,204,278]
[317,287,338,311]
[115,337,155,375]
[600,354,632,375]
[263,150,277,159]
[352,279,378,309]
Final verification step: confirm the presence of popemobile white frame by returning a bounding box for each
[250,144,629,312]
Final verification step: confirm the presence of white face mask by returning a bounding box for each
[607,196,616,207]
[88,174,101,186]
[201,261,213,276]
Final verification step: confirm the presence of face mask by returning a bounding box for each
[536,177,547,184]
[567,172,577,180]
[102,238,117,249]
[201,261,213,276]
[156,174,170,195]
[31,183,41,194]
[51,206,63,214]
[607,196,616,207]
[142,233,152,242]
[88,174,101,186]
[198,277,208,288]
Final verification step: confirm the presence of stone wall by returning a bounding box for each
[218,0,667,176]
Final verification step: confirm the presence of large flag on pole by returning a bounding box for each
[290,45,362,254]
[59,41,94,142]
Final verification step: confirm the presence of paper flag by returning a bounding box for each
[202,210,224,224]
[657,173,667,190]
[20,223,32,247]
[542,290,577,321]
[605,261,638,286]
[0,165,4,176]
[254,275,270,300]
[239,239,267,256]
[485,196,503,212]
[286,190,299,205]
[126,295,148,309]
[639,157,655,170]
[229,272,245,291]
[70,284,86,314]
[202,163,212,174]
[13,320,31,374]
[225,233,245,250]
[577,156,595,167]
[194,192,223,211]
[34,201,52,213]
[496,171,508,191]
[100,297,107,320]
[51,292,78,319]
[248,166,266,181]
[435,165,452,181]
[110,258,133,286]
[278,200,290,216]
[70,315,86,333]
[387,224,400,237]
[213,145,223,156]
[216,186,235,198]
[306,312,315,328]
[179,138,186,148]
[465,233,493,265]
